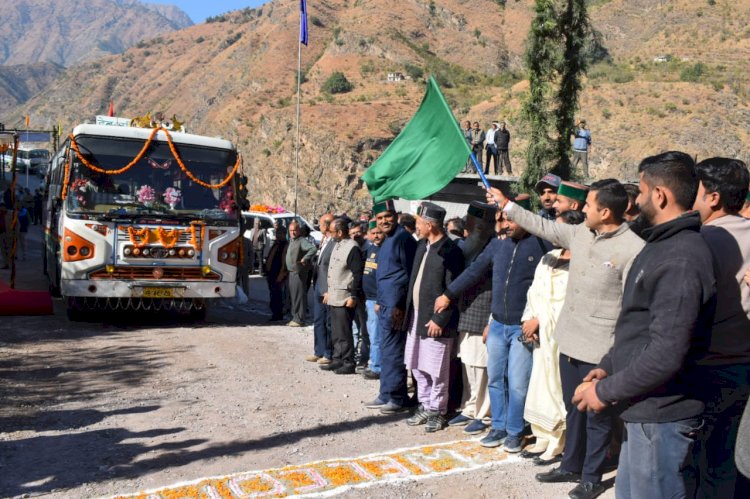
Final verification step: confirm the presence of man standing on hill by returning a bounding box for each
[484,122,499,175]
[692,157,750,498]
[571,120,592,178]
[470,121,485,167]
[486,179,644,499]
[496,121,512,175]
[463,120,474,173]
[285,220,317,327]
[574,151,716,499]
[366,200,417,414]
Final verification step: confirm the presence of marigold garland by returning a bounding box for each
[127,227,150,248]
[156,227,182,248]
[189,221,205,252]
[67,127,241,189]
[60,153,72,200]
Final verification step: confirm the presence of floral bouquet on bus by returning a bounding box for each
[136,185,156,207]
[70,178,92,208]
[163,187,182,210]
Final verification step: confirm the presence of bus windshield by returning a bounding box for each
[66,135,238,221]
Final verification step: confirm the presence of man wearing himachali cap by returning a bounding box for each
[404,202,465,432]
[486,180,644,499]
[365,199,417,414]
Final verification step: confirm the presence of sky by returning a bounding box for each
[143,0,267,23]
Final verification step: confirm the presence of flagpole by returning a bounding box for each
[294,37,301,217]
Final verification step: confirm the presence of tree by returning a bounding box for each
[520,0,592,192]
[519,0,559,194]
[321,72,354,94]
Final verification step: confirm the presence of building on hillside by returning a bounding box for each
[387,72,405,82]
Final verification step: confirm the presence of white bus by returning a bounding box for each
[44,124,242,320]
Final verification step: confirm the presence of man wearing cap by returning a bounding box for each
[535,173,562,221]
[484,122,499,175]
[404,202,465,432]
[366,199,418,414]
[486,181,644,499]
[362,220,384,380]
[448,201,497,435]
[571,120,592,178]
[321,218,364,375]
[554,181,588,216]
[496,121,512,175]
[435,195,548,452]
[692,158,750,498]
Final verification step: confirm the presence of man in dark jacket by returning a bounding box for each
[264,225,288,321]
[436,195,546,452]
[404,202,464,432]
[365,200,417,414]
[574,151,716,499]
[308,214,335,364]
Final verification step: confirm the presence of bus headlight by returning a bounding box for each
[63,228,95,262]
[217,237,241,266]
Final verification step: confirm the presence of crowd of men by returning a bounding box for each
[258,151,750,499]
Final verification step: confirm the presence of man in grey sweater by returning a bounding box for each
[487,180,644,499]
[285,220,317,327]
[692,157,750,498]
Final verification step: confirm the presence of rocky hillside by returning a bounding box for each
[2,0,750,217]
[0,62,64,112]
[0,0,192,67]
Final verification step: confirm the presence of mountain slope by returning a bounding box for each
[0,0,193,67]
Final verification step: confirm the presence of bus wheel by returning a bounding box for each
[188,302,207,322]
[65,297,85,321]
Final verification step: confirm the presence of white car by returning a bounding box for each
[241,210,322,256]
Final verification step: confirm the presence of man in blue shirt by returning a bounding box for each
[365,200,417,414]
[435,195,547,453]
[362,220,384,380]
[572,120,592,178]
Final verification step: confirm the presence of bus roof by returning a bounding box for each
[70,124,236,151]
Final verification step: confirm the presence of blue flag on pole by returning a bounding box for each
[300,0,308,46]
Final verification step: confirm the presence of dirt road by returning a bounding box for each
[0,226,614,498]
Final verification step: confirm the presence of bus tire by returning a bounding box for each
[188,303,207,322]
[65,297,85,321]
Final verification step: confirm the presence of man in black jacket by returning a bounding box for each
[404,202,464,432]
[574,151,716,499]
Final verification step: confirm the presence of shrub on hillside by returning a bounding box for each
[680,63,706,82]
[321,72,354,94]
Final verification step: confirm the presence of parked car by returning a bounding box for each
[2,147,50,174]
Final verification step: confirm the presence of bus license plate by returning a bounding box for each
[142,288,175,299]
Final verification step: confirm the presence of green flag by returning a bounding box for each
[362,76,471,203]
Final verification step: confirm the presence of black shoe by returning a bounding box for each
[362,369,380,380]
[334,365,355,375]
[320,361,343,371]
[520,449,543,459]
[535,467,581,484]
[534,454,563,466]
[355,365,366,374]
[568,481,606,499]
[425,411,447,433]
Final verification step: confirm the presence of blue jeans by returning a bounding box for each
[697,364,750,499]
[618,418,702,499]
[378,304,407,406]
[366,300,381,373]
[313,294,331,359]
[486,319,532,437]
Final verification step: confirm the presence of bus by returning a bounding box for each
[44,124,242,320]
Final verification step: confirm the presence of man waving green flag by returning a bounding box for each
[362,76,472,202]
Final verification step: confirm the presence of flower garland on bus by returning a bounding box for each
[249,203,286,214]
[189,221,205,252]
[155,227,181,248]
[127,227,150,249]
[67,127,241,190]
